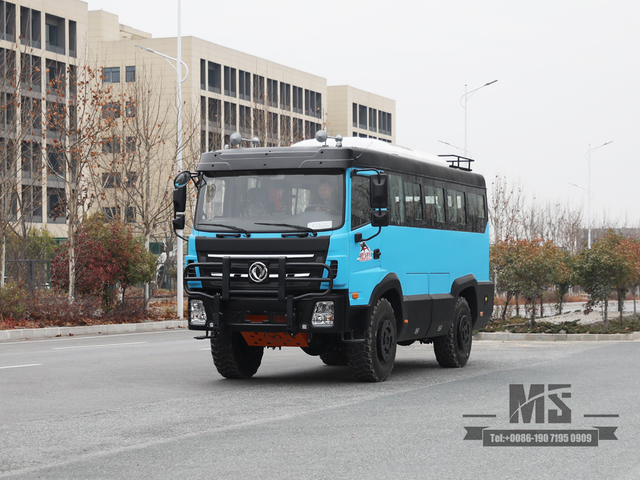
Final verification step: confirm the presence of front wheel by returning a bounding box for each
[434,297,472,368]
[348,298,397,382]
[211,330,264,379]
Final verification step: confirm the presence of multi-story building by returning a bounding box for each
[0,0,396,240]
[0,0,88,238]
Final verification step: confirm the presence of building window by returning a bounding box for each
[208,61,221,93]
[304,90,321,119]
[102,102,121,119]
[103,67,120,83]
[239,105,251,136]
[352,103,358,128]
[102,172,122,188]
[224,102,236,131]
[280,115,291,145]
[125,206,136,223]
[224,66,236,97]
[369,108,377,132]
[267,79,278,108]
[126,172,138,188]
[239,70,251,101]
[48,187,65,223]
[379,111,392,136]
[22,185,42,223]
[292,86,303,114]
[102,207,120,220]
[280,83,290,110]
[126,66,136,82]
[125,136,136,153]
[102,137,121,154]
[208,98,221,128]
[1,2,16,42]
[358,105,367,130]
[125,101,135,117]
[253,74,264,104]
[293,118,304,142]
[45,14,64,55]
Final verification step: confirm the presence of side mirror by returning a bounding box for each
[173,187,187,215]
[371,210,389,227]
[174,171,191,188]
[173,214,185,231]
[370,173,388,209]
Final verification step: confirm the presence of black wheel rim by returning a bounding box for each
[377,319,395,362]
[457,315,471,351]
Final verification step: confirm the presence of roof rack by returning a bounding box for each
[438,155,474,171]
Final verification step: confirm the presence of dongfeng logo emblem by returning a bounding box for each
[249,262,269,283]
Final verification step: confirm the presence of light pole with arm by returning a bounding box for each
[587,141,613,249]
[461,80,498,157]
[135,1,189,318]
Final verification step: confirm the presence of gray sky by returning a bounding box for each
[87,0,640,225]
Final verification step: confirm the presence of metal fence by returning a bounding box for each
[4,259,179,295]
[6,260,51,292]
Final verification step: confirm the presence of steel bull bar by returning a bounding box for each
[184,256,334,334]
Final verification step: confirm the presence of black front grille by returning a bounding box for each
[186,236,332,301]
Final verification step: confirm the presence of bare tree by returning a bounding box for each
[45,58,120,301]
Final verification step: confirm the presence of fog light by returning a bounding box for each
[311,301,334,327]
[189,300,207,326]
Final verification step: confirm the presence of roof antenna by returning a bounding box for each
[315,130,343,148]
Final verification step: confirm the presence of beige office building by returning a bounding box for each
[1,0,396,239]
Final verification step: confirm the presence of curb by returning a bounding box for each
[474,331,640,342]
[0,320,188,342]
[2,324,639,343]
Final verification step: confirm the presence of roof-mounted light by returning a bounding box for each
[228,132,260,149]
[315,130,343,148]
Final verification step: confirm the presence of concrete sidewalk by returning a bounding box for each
[1,319,638,342]
[0,320,188,342]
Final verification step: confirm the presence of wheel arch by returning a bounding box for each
[369,273,404,336]
[451,274,479,327]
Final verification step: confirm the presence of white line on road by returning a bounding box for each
[53,342,148,350]
[0,363,42,370]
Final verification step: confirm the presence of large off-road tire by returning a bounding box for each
[434,297,472,368]
[320,347,349,366]
[347,298,397,382]
[211,330,264,379]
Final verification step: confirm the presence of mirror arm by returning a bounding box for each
[355,227,382,243]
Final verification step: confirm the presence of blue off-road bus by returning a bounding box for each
[172,132,494,382]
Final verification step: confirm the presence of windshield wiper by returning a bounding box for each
[206,223,251,237]
[255,222,318,237]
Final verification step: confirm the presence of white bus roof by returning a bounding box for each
[292,136,448,167]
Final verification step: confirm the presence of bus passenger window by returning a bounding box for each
[351,175,370,229]
[388,174,404,225]
[467,192,486,232]
[447,189,466,226]
[424,185,445,225]
[404,182,422,225]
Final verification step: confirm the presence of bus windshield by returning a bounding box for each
[194,171,345,233]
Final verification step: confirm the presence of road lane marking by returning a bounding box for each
[53,342,148,350]
[0,363,42,370]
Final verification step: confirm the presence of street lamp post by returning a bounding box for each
[586,141,613,249]
[460,80,498,157]
[135,0,189,318]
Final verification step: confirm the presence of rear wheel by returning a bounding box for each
[211,330,264,379]
[348,298,397,382]
[434,297,472,368]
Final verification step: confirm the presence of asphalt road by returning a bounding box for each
[1,330,638,479]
